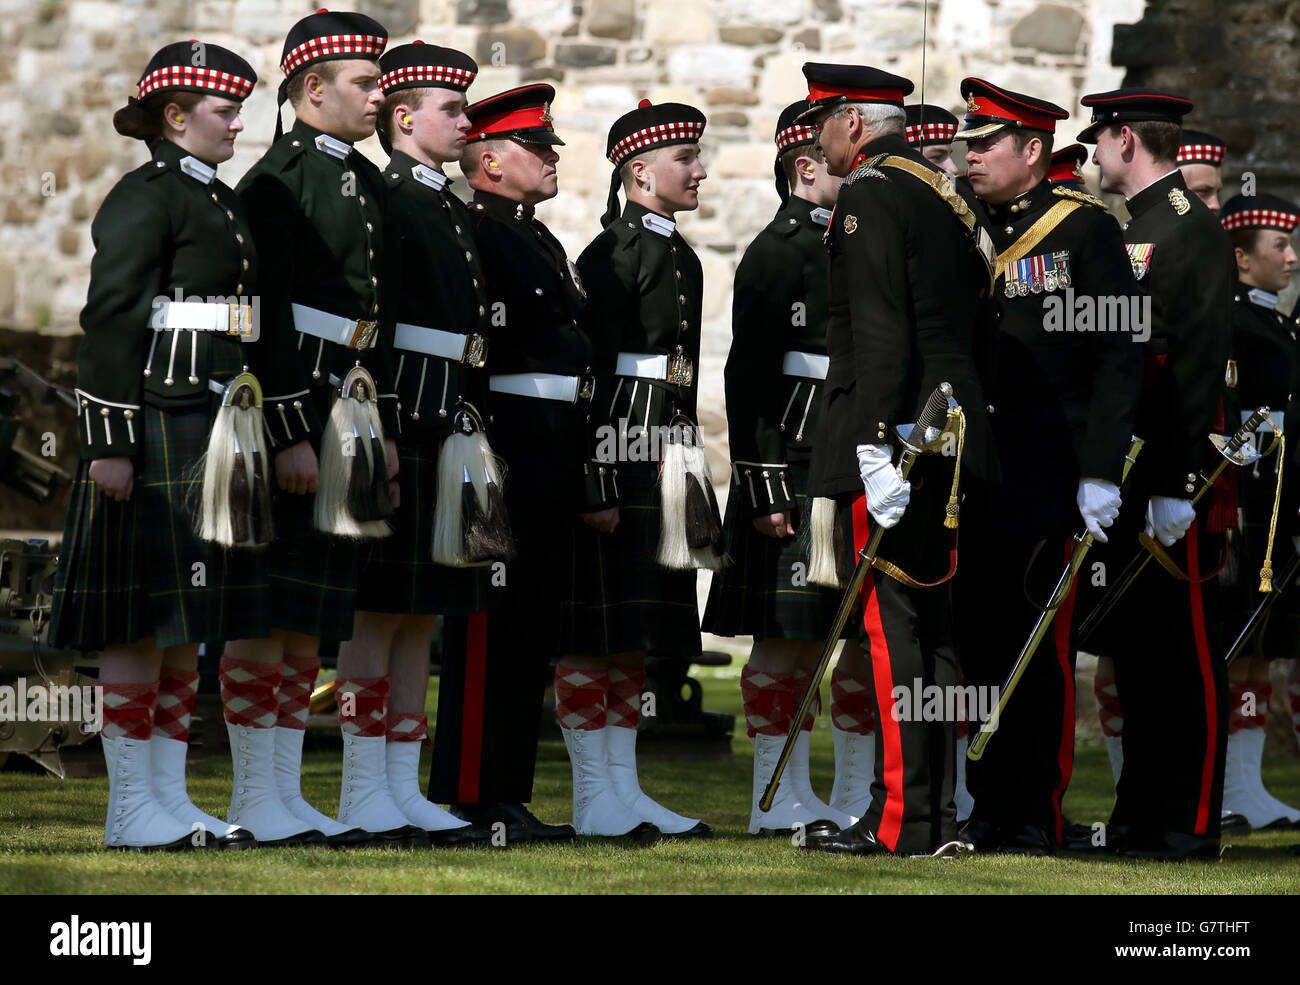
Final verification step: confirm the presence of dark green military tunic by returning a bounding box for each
[577,200,705,656]
[354,151,491,616]
[702,195,844,640]
[1222,283,1299,659]
[236,119,397,641]
[50,139,268,649]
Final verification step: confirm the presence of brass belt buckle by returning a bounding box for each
[666,352,694,387]
[461,333,488,368]
[227,302,254,337]
[576,375,595,403]
[349,319,380,350]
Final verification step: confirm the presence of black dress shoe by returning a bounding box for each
[450,803,530,843]
[324,827,372,848]
[254,828,327,848]
[209,827,256,851]
[1062,822,1127,854]
[994,824,1052,857]
[499,802,576,841]
[1120,830,1222,861]
[1062,819,1094,844]
[657,820,712,841]
[958,818,1003,852]
[757,819,839,841]
[622,821,661,845]
[368,825,428,848]
[427,823,493,847]
[1219,812,1251,837]
[804,819,891,856]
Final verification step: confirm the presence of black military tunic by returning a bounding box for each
[50,139,268,649]
[236,119,398,642]
[576,200,705,656]
[809,135,998,855]
[429,188,602,807]
[1086,170,1235,844]
[1222,284,1299,659]
[952,179,1142,845]
[354,151,491,616]
[703,195,843,640]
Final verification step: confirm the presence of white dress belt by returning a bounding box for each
[394,322,481,364]
[154,300,252,335]
[615,352,668,380]
[782,351,829,380]
[490,373,581,403]
[292,302,379,350]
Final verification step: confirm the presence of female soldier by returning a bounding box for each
[49,42,269,850]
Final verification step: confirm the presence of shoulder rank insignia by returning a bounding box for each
[1168,187,1191,215]
[1126,242,1155,280]
[843,214,858,234]
[1052,186,1107,209]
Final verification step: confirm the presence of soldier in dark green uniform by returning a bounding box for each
[1177,129,1227,212]
[702,101,864,838]
[222,9,403,847]
[427,85,590,842]
[1217,193,1300,829]
[903,103,959,174]
[49,41,263,849]
[555,99,714,839]
[321,40,493,845]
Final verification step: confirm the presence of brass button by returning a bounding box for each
[366,222,374,233]
[465,251,472,261]
[478,305,485,316]
[368,249,374,259]
[680,320,687,330]
[210,193,219,202]
[312,370,321,380]
[235,233,244,244]
[455,225,462,234]
[372,303,379,315]
[535,288,543,295]
[371,276,378,287]
[359,195,366,207]
[225,209,234,220]
[678,294,685,304]
[242,259,249,270]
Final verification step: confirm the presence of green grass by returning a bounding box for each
[2,665,1299,894]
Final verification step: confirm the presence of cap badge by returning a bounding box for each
[966,93,979,114]
[1168,187,1191,215]
[540,103,553,124]
[843,213,858,234]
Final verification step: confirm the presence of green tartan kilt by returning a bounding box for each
[575,460,702,657]
[49,403,271,650]
[355,438,492,616]
[1220,470,1300,661]
[703,456,847,641]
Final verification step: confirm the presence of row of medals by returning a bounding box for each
[1004,250,1072,299]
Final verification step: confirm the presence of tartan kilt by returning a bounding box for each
[703,456,848,640]
[1219,471,1300,660]
[574,459,702,657]
[49,403,271,650]
[355,438,492,616]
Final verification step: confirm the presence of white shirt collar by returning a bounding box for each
[410,164,448,192]
[641,212,676,237]
[178,155,216,185]
[1247,287,1279,311]
[810,207,833,227]
[314,132,353,161]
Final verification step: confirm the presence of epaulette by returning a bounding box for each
[1052,186,1107,209]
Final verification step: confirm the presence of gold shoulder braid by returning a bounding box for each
[1052,186,1108,210]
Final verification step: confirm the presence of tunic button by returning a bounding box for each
[291,140,301,147]
[1186,483,1195,493]
[242,259,249,270]
[368,249,374,259]
[679,320,687,330]
[236,283,243,293]
[226,209,234,220]
[987,404,995,414]
[478,305,485,315]
[465,251,472,261]
[211,193,219,202]
[455,225,462,234]
[678,294,685,304]
[789,218,797,225]
[236,233,244,244]
[1186,472,1196,482]
[371,276,378,287]
[372,303,379,315]
[359,195,366,207]
[675,270,681,279]
[472,278,479,287]
[156,162,165,168]
[366,222,374,233]
[535,288,543,295]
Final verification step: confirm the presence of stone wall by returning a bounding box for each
[0,0,1144,528]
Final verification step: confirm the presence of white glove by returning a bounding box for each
[1144,496,1196,547]
[856,443,910,529]
[1077,478,1121,542]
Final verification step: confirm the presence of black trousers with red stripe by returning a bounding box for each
[428,496,568,807]
[1092,513,1228,839]
[952,487,1078,843]
[846,461,960,854]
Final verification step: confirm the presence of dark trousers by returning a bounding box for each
[847,482,959,854]
[1099,515,1228,838]
[953,489,1077,843]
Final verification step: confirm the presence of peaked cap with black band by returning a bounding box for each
[796,62,913,122]
[274,8,388,140]
[1048,143,1088,188]
[773,99,818,204]
[601,98,707,226]
[1076,87,1193,143]
[464,83,563,147]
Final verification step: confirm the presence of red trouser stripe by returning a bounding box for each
[852,494,904,851]
[1050,539,1079,845]
[458,609,489,804]
[1186,521,1216,836]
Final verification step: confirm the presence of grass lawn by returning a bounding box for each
[2,663,1298,894]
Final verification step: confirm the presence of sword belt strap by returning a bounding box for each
[870,533,959,588]
[994,200,1081,281]
[1139,530,1230,583]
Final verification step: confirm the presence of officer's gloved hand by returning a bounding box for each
[1077,478,1121,542]
[856,443,910,529]
[1144,496,1196,546]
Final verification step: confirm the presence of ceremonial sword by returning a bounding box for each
[1223,547,1300,665]
[759,381,955,813]
[967,435,1144,760]
[1075,408,1271,647]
